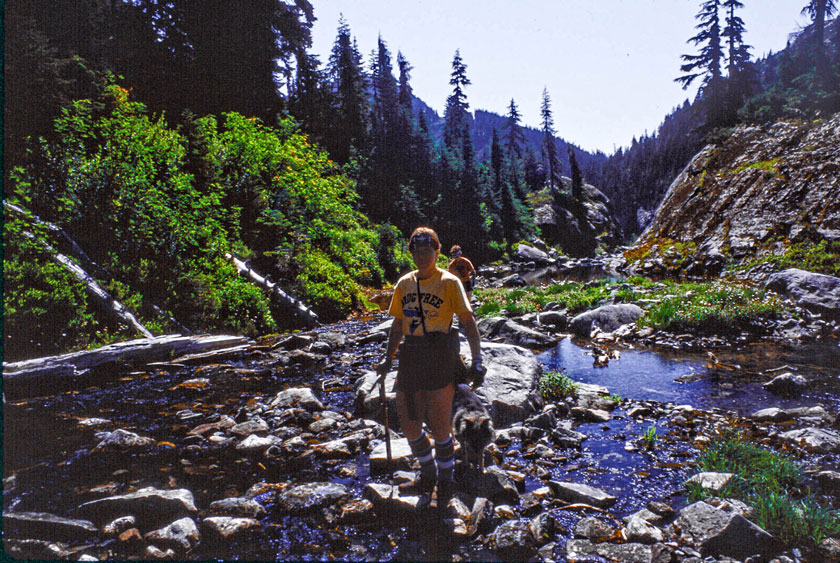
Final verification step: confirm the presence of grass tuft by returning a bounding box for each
[691,430,840,549]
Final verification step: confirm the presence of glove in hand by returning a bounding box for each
[469,358,486,389]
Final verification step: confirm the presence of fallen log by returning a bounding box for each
[3,334,250,400]
[225,253,319,328]
[7,201,191,335]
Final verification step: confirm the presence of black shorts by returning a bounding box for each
[395,331,459,392]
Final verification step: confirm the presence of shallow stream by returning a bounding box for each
[4,321,839,560]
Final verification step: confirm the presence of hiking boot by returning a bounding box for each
[398,470,436,494]
[435,479,454,511]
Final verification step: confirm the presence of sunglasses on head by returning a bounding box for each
[409,234,437,251]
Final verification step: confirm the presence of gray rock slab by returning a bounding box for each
[205,497,266,519]
[3,511,98,542]
[548,481,617,509]
[684,472,735,493]
[780,427,840,452]
[672,501,780,560]
[275,482,350,515]
[268,387,324,411]
[765,268,840,320]
[143,517,199,554]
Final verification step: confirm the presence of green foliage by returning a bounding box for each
[691,430,840,548]
[735,239,840,277]
[3,211,95,360]
[4,83,396,356]
[474,280,617,317]
[638,281,783,334]
[538,370,578,402]
[642,425,659,449]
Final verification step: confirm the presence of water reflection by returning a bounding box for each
[537,337,840,414]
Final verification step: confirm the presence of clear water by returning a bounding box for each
[537,337,840,414]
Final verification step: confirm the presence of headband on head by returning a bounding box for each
[409,233,438,251]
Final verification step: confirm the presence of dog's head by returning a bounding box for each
[456,413,495,452]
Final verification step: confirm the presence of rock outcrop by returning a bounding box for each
[626,113,840,277]
[534,180,622,257]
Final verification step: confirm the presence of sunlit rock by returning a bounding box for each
[547,481,617,509]
[92,428,155,452]
[143,517,199,555]
[2,511,97,543]
[201,517,261,541]
[205,497,266,519]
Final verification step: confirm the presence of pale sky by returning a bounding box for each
[308,1,811,154]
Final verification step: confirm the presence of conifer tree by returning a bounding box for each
[568,146,584,201]
[443,50,472,151]
[327,16,368,163]
[397,52,414,109]
[503,98,527,159]
[801,0,838,87]
[722,0,756,120]
[676,0,727,128]
[540,88,562,190]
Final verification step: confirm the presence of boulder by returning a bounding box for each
[515,244,552,264]
[671,500,780,560]
[492,519,538,560]
[201,517,261,542]
[143,517,199,555]
[762,371,808,397]
[274,482,350,515]
[569,304,644,337]
[476,317,556,348]
[76,487,198,529]
[268,387,324,411]
[765,268,840,320]
[780,427,840,453]
[547,481,616,509]
[92,429,155,452]
[205,498,266,519]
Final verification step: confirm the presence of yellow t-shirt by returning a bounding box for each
[388,268,472,335]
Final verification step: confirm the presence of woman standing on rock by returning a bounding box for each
[377,227,485,509]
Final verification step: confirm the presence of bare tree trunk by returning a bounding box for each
[225,253,319,328]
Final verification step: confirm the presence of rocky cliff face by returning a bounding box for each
[535,180,622,258]
[626,113,840,276]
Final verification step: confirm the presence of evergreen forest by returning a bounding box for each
[4,0,840,361]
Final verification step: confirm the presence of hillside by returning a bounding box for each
[625,112,840,278]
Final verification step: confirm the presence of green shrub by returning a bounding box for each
[538,370,578,402]
[3,229,95,361]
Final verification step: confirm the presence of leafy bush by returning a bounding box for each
[538,370,578,402]
[690,430,840,548]
[3,213,95,361]
[5,84,394,356]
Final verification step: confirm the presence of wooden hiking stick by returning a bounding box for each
[376,369,393,467]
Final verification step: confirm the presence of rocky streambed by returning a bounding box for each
[4,275,840,561]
